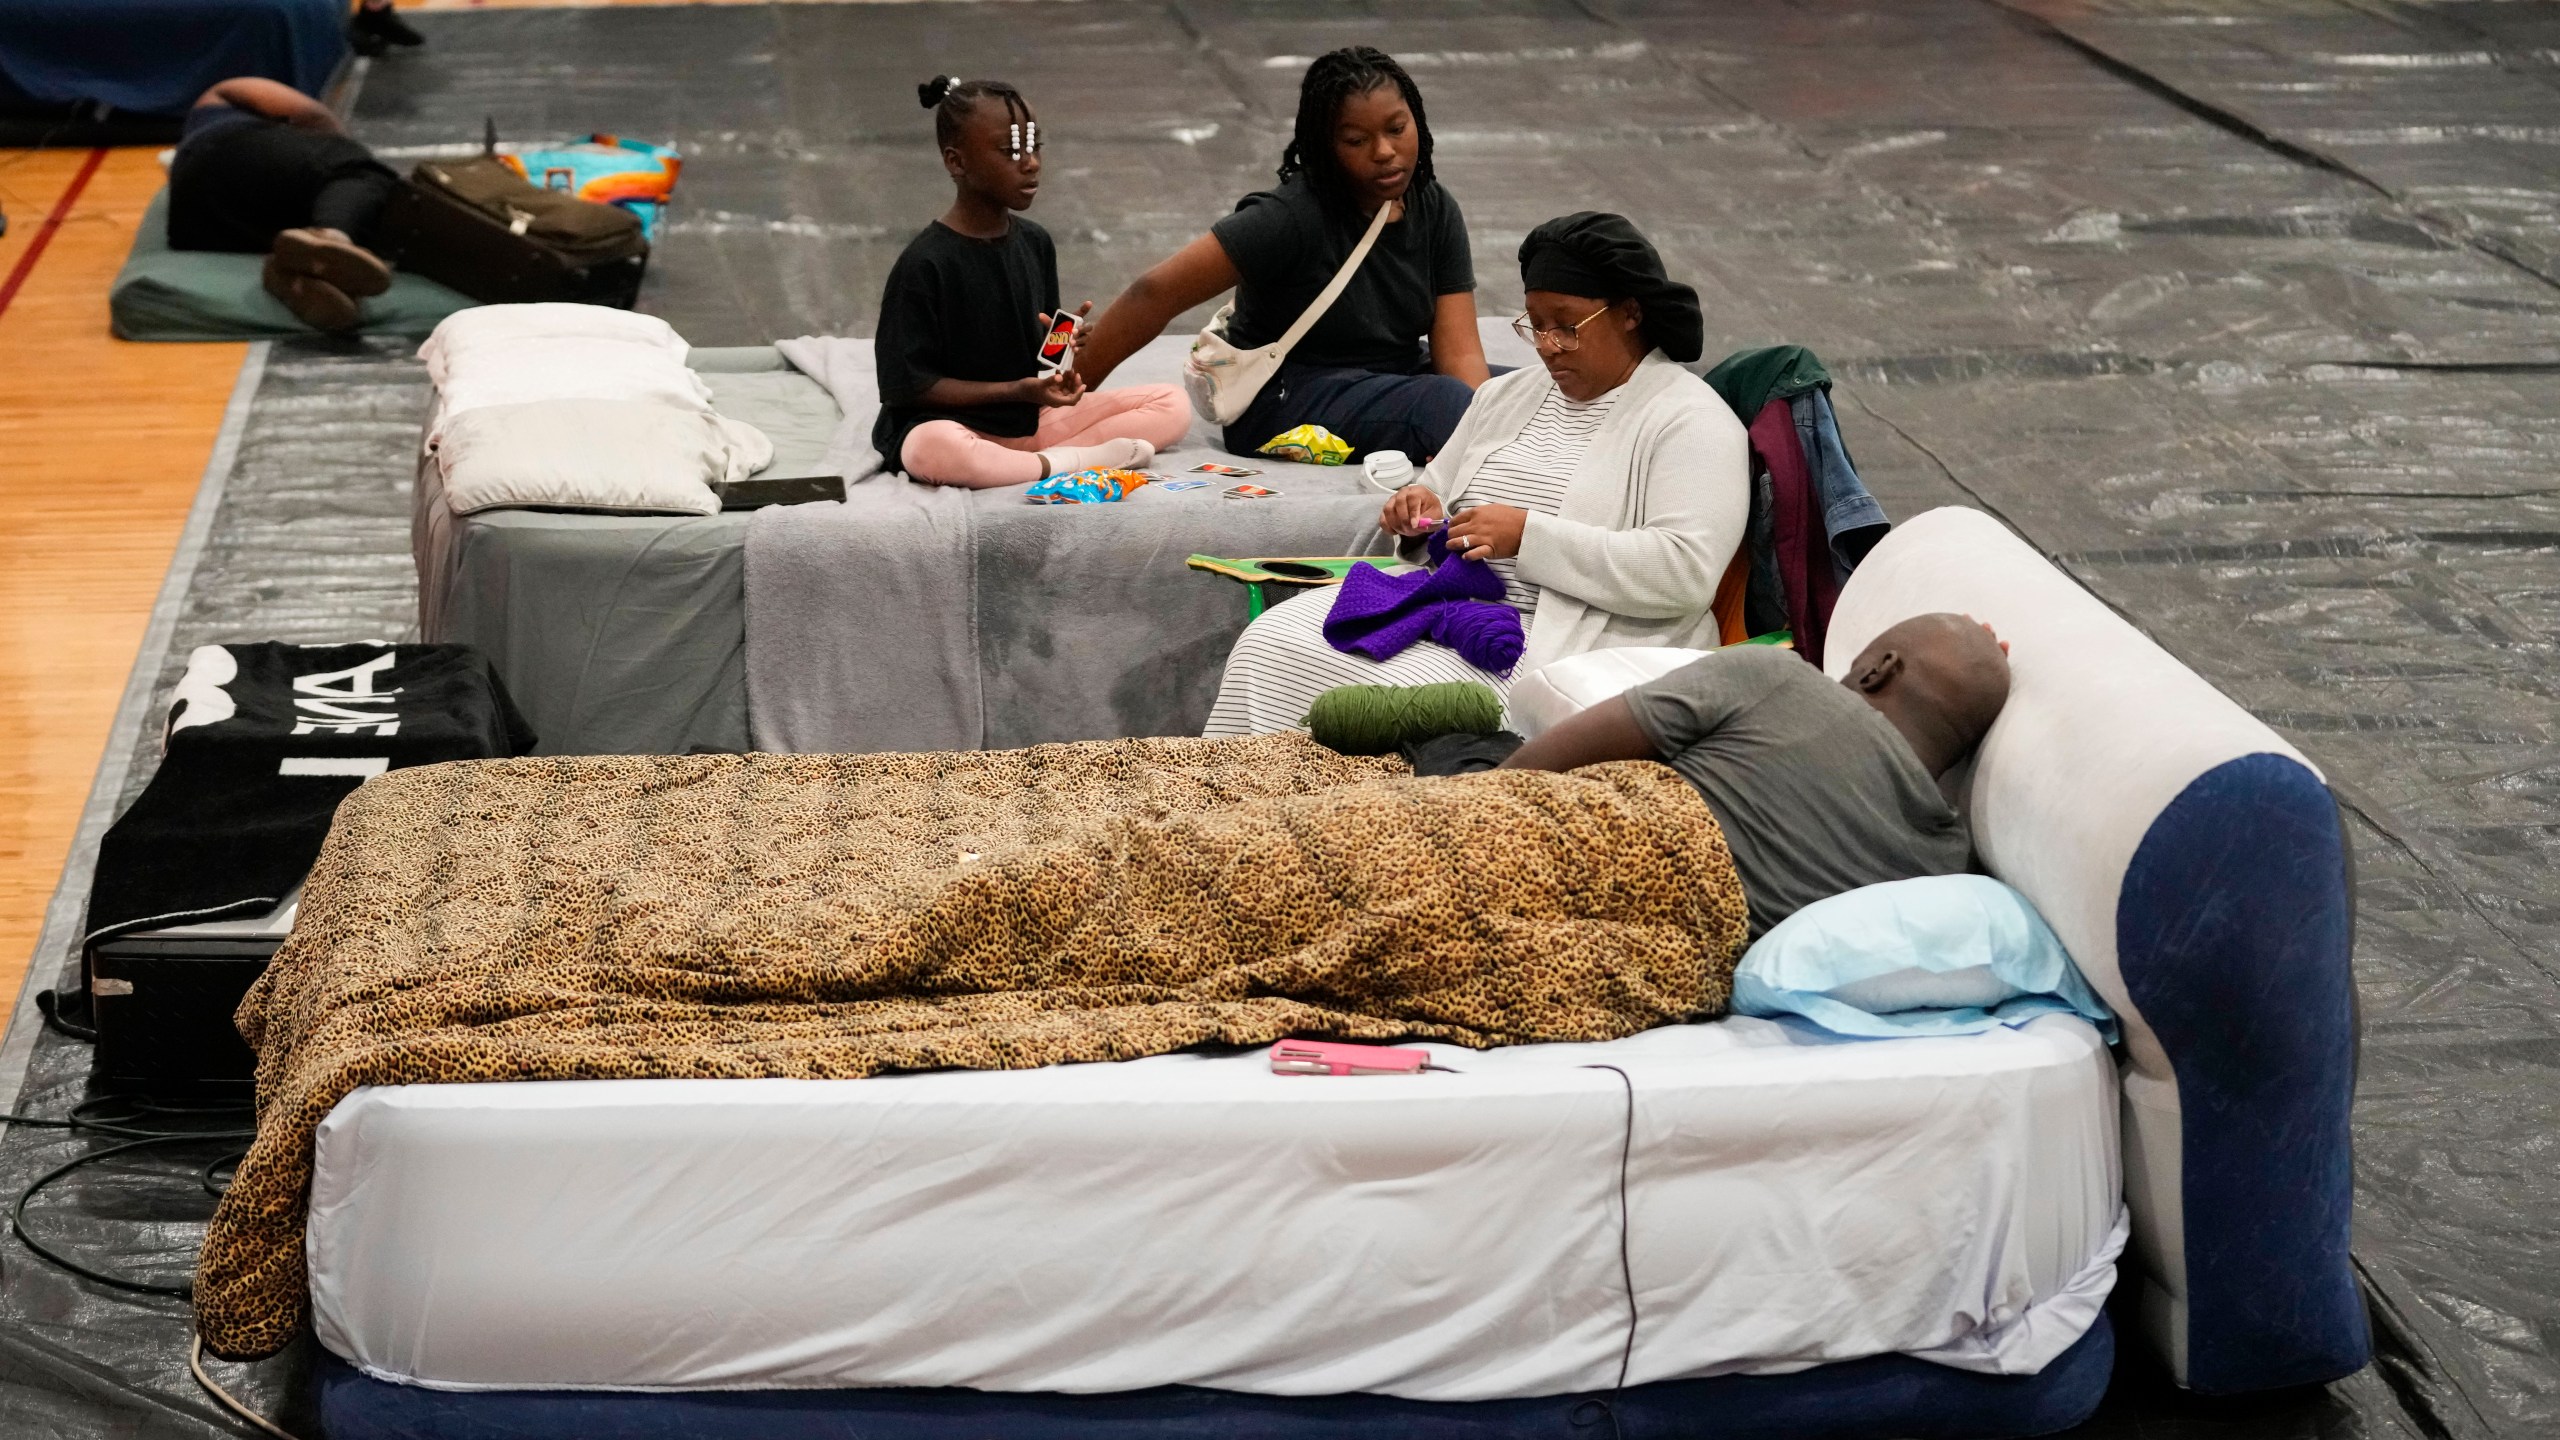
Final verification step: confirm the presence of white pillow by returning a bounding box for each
[1506,646,1714,737]
[427,338,717,444]
[419,304,686,385]
[434,399,774,516]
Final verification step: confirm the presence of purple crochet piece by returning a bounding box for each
[1322,527,1527,676]
[1428,600,1525,674]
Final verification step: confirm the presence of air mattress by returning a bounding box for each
[416,340,1410,754]
[309,1019,2123,1399]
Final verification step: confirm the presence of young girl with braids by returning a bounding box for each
[874,76,1190,487]
[1073,47,1490,462]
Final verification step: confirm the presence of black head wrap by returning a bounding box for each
[1516,212,1704,363]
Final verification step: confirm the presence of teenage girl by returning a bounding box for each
[873,77,1191,487]
[1072,48,1488,463]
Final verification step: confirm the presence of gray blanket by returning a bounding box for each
[746,335,1383,751]
[747,475,1388,751]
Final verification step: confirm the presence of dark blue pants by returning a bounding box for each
[1224,364,1478,464]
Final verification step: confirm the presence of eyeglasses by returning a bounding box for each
[1509,303,1614,353]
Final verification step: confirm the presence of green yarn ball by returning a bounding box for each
[1304,682,1505,755]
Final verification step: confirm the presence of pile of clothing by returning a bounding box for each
[1702,345,1891,668]
[422,304,772,516]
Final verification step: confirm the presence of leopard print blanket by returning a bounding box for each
[193,732,1747,1358]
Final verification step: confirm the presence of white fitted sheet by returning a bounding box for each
[310,1016,2124,1401]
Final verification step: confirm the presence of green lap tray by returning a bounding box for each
[110,188,479,341]
[1187,554,1403,619]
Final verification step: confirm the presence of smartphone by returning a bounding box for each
[720,474,846,510]
[1271,1039,1432,1076]
[1223,483,1280,500]
[1036,312,1079,374]
[1192,462,1262,477]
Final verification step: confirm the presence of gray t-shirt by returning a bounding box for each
[1625,647,1970,938]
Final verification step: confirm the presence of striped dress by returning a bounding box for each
[1202,387,1621,736]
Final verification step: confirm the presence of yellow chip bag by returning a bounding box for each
[1256,424,1353,466]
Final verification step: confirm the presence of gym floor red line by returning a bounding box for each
[0,146,108,326]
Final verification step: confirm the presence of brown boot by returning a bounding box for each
[270,227,392,299]
[263,252,361,333]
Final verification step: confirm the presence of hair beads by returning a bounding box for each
[920,75,1032,152]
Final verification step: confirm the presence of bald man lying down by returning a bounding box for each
[1500,613,2012,938]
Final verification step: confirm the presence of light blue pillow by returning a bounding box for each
[1733,874,2118,1041]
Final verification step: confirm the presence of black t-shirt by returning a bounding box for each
[871,218,1061,472]
[1210,178,1474,375]
[1625,648,1972,939]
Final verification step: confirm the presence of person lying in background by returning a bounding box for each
[166,77,401,332]
[1501,613,2012,938]
[873,76,1190,488]
[1203,212,1746,737]
[1070,46,1490,462]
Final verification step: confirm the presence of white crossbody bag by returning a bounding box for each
[1183,199,1396,426]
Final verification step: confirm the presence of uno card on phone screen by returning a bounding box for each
[1192,462,1262,477]
[1222,483,1280,501]
[1035,312,1078,374]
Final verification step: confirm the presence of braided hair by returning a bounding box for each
[918,74,1034,158]
[1276,47,1435,215]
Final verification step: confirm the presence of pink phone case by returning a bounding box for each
[1270,1039,1431,1076]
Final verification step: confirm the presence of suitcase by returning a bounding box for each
[376,153,650,307]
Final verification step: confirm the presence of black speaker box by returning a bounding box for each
[86,891,297,1099]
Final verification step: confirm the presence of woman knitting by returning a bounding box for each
[874,77,1190,487]
[1203,213,1749,736]
[1069,47,1490,462]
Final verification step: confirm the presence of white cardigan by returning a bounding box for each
[1416,350,1750,677]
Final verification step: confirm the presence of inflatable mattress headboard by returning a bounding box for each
[1825,507,2367,1395]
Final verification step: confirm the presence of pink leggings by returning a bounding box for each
[899,384,1192,488]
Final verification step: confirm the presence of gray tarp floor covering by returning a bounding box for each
[3,2,2553,1437]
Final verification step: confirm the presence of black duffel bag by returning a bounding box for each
[376,150,649,307]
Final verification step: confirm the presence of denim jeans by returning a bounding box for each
[1223,363,1479,464]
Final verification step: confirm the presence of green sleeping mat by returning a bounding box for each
[111,188,479,342]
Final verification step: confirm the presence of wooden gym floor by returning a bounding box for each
[0,0,933,1041]
[0,148,246,1006]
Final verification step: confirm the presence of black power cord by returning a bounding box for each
[1569,1063,1640,1440]
[201,1148,247,1199]
[0,1101,298,1436]
[35,988,97,1042]
[13,1133,250,1297]
[0,1099,255,1298]
[1411,1056,1641,1438]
